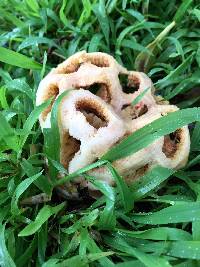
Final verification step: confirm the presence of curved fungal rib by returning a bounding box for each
[52,51,127,75]
[52,51,86,74]
[36,75,64,127]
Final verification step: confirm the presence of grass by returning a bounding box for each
[0,0,200,266]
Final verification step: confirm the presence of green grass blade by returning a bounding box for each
[116,227,192,241]
[191,122,200,151]
[102,107,200,162]
[156,53,194,89]
[107,163,133,212]
[0,224,16,267]
[104,236,171,267]
[6,79,34,100]
[15,235,37,267]
[21,159,52,195]
[43,91,70,182]
[0,112,20,152]
[131,166,174,200]
[0,86,9,109]
[62,209,99,234]
[88,33,103,52]
[132,202,200,224]
[93,0,110,45]
[59,0,68,26]
[18,203,65,237]
[11,171,43,215]
[18,37,58,51]
[85,175,116,230]
[55,160,108,186]
[19,99,52,154]
[87,236,115,267]
[173,0,193,23]
[193,8,200,22]
[135,21,175,72]
[131,87,150,106]
[0,8,25,28]
[0,47,42,70]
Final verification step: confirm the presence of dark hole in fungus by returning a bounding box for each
[60,131,81,169]
[76,100,108,129]
[125,164,149,184]
[119,74,140,94]
[80,83,111,103]
[138,105,148,117]
[121,104,148,119]
[121,104,129,110]
[135,164,149,177]
[162,129,181,158]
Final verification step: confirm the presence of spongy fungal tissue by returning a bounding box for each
[36,51,190,191]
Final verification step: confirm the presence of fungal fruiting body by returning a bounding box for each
[36,51,190,191]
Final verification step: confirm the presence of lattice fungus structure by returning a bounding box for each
[36,51,190,194]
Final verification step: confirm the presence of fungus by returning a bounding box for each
[36,51,190,193]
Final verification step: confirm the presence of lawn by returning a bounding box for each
[1,0,200,266]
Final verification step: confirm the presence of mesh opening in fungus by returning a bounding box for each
[162,130,181,158]
[119,74,140,94]
[60,131,81,168]
[125,164,149,184]
[76,100,108,129]
[135,164,149,178]
[94,83,111,103]
[121,104,148,119]
[80,83,111,103]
